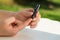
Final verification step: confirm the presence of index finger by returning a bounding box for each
[24,8,34,12]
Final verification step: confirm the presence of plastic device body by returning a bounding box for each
[31,4,40,19]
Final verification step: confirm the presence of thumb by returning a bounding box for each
[23,18,32,26]
[18,18,32,30]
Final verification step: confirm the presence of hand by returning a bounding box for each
[0,17,32,36]
[15,8,41,28]
[0,8,41,36]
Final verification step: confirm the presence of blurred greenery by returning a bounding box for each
[0,0,60,21]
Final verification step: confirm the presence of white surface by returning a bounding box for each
[0,18,60,40]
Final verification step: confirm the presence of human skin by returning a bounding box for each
[0,8,41,37]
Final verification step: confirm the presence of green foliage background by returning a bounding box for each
[0,0,60,21]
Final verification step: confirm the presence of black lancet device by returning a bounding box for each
[31,4,40,19]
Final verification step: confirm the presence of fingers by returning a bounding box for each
[17,18,32,30]
[17,11,33,22]
[17,9,33,22]
[23,18,32,27]
[11,18,32,32]
[24,8,34,12]
[30,22,37,28]
[22,11,33,18]
[30,12,40,28]
[30,18,37,28]
[20,8,34,18]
